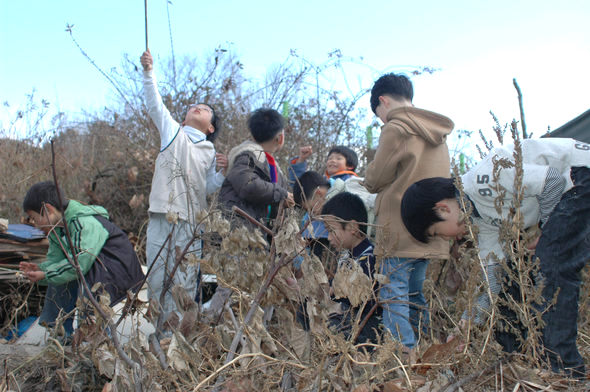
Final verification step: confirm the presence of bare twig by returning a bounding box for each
[224,204,294,365]
[224,253,291,364]
[114,230,173,327]
[513,78,527,139]
[442,359,505,392]
[232,206,273,237]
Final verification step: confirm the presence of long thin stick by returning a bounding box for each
[144,0,149,50]
[513,78,527,139]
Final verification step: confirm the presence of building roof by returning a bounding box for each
[544,109,590,143]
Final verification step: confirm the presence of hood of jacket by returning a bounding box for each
[64,200,109,222]
[227,140,268,172]
[385,106,453,146]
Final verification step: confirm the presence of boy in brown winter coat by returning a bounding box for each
[219,108,294,229]
[363,73,454,348]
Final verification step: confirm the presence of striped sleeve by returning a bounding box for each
[462,263,502,325]
[537,167,566,227]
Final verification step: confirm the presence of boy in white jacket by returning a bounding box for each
[400,138,590,378]
[140,49,227,323]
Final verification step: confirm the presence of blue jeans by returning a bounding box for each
[39,279,79,336]
[534,167,590,378]
[379,257,429,348]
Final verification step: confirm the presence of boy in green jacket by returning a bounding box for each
[19,181,145,335]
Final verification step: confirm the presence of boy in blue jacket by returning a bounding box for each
[19,181,145,335]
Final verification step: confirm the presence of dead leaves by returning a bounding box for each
[332,257,373,308]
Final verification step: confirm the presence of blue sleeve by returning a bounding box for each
[288,158,307,188]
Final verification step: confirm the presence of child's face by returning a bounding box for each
[326,153,350,176]
[325,216,359,250]
[184,103,214,134]
[276,130,285,151]
[427,200,466,241]
[26,204,61,235]
[303,186,329,214]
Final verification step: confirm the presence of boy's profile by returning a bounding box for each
[19,181,144,335]
[321,192,381,343]
[364,72,454,348]
[219,108,294,227]
[140,49,227,320]
[293,171,331,263]
[401,138,590,377]
[293,171,330,214]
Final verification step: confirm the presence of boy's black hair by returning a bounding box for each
[293,171,330,208]
[23,181,69,213]
[248,108,285,143]
[401,177,456,243]
[206,104,220,142]
[321,192,368,234]
[328,146,358,171]
[370,73,414,114]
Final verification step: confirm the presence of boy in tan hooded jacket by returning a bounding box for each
[364,73,453,348]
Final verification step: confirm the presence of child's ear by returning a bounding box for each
[347,220,361,237]
[41,203,59,217]
[433,201,451,217]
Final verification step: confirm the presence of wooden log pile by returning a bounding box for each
[0,223,48,283]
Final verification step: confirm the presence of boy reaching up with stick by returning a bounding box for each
[140,49,227,322]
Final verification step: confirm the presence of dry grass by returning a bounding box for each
[1,51,588,391]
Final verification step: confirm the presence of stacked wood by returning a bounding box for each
[0,238,48,282]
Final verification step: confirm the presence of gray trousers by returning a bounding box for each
[146,213,201,319]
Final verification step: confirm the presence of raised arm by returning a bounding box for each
[288,145,312,187]
[140,49,179,150]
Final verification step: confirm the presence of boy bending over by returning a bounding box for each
[401,138,590,377]
[20,181,144,335]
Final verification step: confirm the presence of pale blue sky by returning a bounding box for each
[1,0,589,149]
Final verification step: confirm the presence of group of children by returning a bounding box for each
[17,48,590,378]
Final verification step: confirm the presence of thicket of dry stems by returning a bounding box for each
[1,43,588,391]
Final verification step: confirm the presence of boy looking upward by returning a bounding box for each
[401,138,590,378]
[140,49,227,320]
[219,108,294,228]
[19,181,144,336]
[364,73,454,348]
